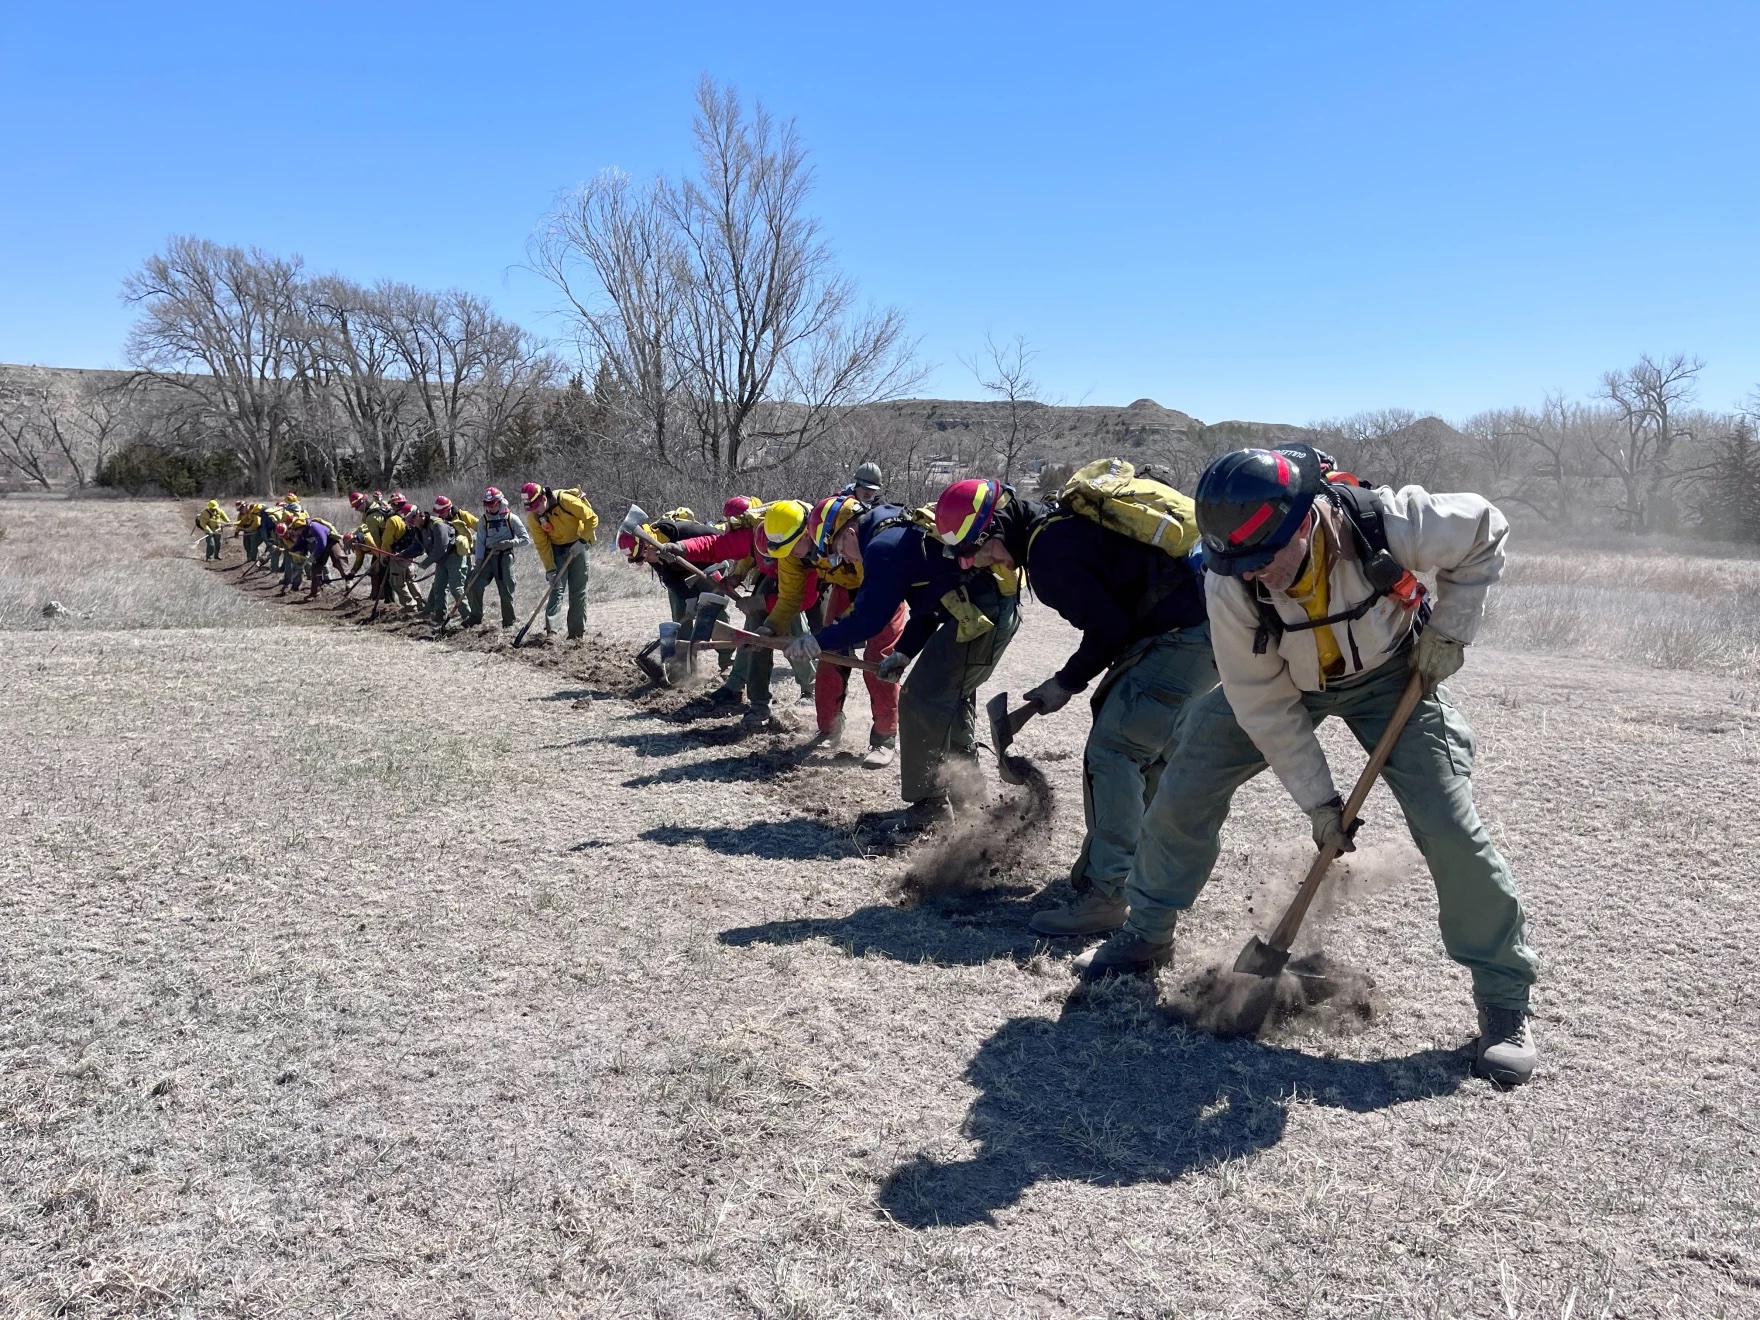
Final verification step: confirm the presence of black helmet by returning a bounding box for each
[1195,443,1325,575]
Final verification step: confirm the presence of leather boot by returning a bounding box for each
[1475,1004,1538,1087]
[1075,929,1173,980]
[1030,890,1128,937]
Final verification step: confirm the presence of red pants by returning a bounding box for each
[815,587,905,737]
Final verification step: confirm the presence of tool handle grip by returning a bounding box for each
[1265,671,1428,952]
[713,623,881,673]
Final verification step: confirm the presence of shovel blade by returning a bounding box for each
[1233,934,1291,979]
[986,693,1030,785]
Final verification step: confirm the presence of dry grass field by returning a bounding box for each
[2,499,1758,1318]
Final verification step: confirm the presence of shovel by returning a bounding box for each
[1234,670,1428,978]
[710,621,881,673]
[512,541,585,648]
[985,692,1045,786]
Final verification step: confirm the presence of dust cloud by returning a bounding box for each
[1167,951,1379,1039]
[1167,833,1418,1038]
[895,763,1055,908]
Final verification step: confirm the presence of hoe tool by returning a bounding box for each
[710,621,881,673]
[632,638,666,684]
[512,541,584,648]
[1234,670,1427,978]
[985,692,1045,786]
[621,504,749,605]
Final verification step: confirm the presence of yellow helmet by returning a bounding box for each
[762,500,810,555]
[206,499,219,508]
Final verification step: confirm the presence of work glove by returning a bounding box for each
[657,543,685,561]
[1411,626,1466,685]
[784,634,821,667]
[752,622,775,638]
[1023,676,1077,714]
[546,569,558,586]
[876,651,910,684]
[1307,795,1361,854]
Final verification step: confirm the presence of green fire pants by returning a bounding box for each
[898,581,1020,804]
[746,613,812,713]
[465,550,517,626]
[1069,622,1218,897]
[426,550,465,622]
[1124,654,1539,1011]
[544,544,590,639]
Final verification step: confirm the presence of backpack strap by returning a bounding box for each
[1250,482,1428,656]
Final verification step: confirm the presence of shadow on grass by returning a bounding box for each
[623,741,819,788]
[720,886,1048,967]
[599,725,749,756]
[877,999,1472,1229]
[533,686,626,703]
[639,817,861,860]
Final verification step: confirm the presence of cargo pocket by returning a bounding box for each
[1431,686,1476,778]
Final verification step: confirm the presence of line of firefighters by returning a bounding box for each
[197,440,1539,1087]
[201,482,600,635]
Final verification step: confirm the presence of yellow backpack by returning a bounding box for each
[1050,458,1199,558]
[552,487,598,542]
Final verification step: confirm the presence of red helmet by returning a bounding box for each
[934,479,1004,555]
[348,490,368,511]
[616,531,639,558]
[722,495,754,519]
[234,500,246,509]
[482,486,504,507]
[392,497,414,515]
[809,494,864,558]
[432,495,453,515]
[520,482,546,509]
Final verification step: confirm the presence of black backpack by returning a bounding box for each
[1250,481,1430,661]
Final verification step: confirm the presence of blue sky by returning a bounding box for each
[3,1,1756,424]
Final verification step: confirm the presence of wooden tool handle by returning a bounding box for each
[713,623,882,674]
[1265,671,1428,952]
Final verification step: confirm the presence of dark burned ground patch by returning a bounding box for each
[222,562,669,700]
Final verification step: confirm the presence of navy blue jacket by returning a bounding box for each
[1026,514,1207,690]
[816,506,964,657]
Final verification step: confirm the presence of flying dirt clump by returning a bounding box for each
[1165,835,1415,1038]
[1167,951,1379,1039]
[894,764,1055,909]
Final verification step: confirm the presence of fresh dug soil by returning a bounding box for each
[895,766,1056,908]
[1167,951,1380,1039]
[224,562,667,701]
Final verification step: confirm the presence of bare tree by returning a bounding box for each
[670,79,920,475]
[0,386,57,489]
[964,333,1051,484]
[123,236,307,492]
[301,276,419,484]
[49,386,125,489]
[533,77,921,480]
[1596,352,1702,531]
[531,169,687,465]
[1482,394,1607,528]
